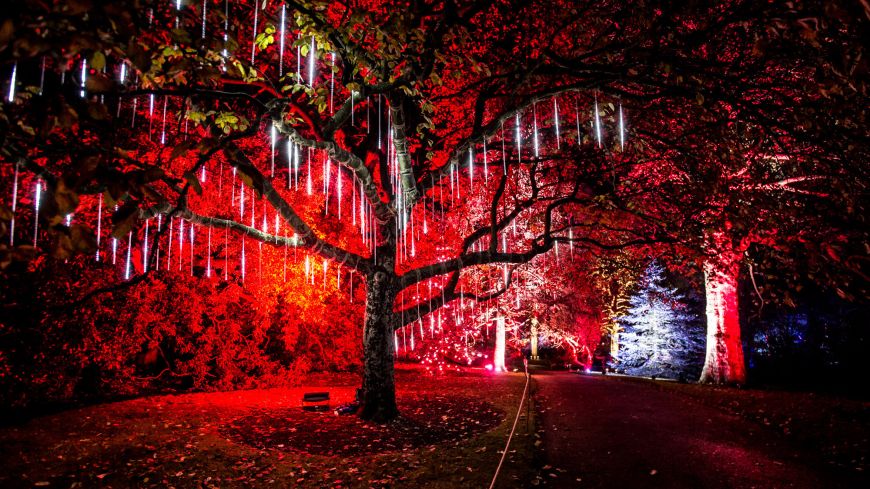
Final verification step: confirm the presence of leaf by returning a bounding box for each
[111,201,139,239]
[0,19,13,51]
[90,51,106,70]
[126,40,152,73]
[102,190,117,209]
[256,32,275,50]
[187,110,207,124]
[54,180,79,216]
[80,155,101,173]
[66,0,91,15]
[53,223,97,259]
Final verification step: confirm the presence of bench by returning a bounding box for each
[302,391,330,411]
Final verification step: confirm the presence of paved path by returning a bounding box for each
[532,371,858,488]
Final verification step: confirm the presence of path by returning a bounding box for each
[533,371,859,488]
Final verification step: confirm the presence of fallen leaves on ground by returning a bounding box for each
[221,395,504,457]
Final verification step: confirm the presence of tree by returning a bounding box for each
[3,0,649,422]
[617,261,704,379]
[589,251,643,358]
[2,1,866,420]
[599,1,869,383]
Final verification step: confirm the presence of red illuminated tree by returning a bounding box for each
[2,1,866,419]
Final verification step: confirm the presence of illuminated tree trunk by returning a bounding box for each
[699,233,746,384]
[359,269,400,422]
[530,317,539,360]
[494,316,506,371]
[607,322,620,358]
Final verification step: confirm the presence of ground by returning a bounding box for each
[533,370,869,488]
[0,366,535,488]
[2,366,868,488]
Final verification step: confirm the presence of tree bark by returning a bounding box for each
[494,316,506,371]
[359,269,400,422]
[699,236,746,384]
[530,317,539,360]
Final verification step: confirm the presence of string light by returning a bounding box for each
[155,215,161,270]
[533,103,539,158]
[553,97,560,149]
[167,218,173,269]
[594,95,602,148]
[206,225,212,277]
[222,0,229,62]
[124,231,132,280]
[377,95,382,149]
[619,102,625,151]
[337,163,343,218]
[143,219,149,271]
[80,59,87,98]
[160,96,168,145]
[131,97,138,128]
[468,147,474,187]
[270,124,276,177]
[201,0,208,39]
[308,36,316,86]
[6,62,16,103]
[279,3,286,76]
[38,57,45,95]
[148,93,155,137]
[287,139,293,189]
[483,139,488,184]
[501,122,507,173]
[189,223,195,276]
[250,1,259,64]
[178,219,185,270]
[32,180,41,246]
[330,52,335,113]
[575,94,582,146]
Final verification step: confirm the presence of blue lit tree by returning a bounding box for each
[617,261,704,379]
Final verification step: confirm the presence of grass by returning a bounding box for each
[609,375,869,474]
[0,365,535,488]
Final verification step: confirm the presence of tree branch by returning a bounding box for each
[388,93,420,206]
[219,138,372,272]
[270,107,395,222]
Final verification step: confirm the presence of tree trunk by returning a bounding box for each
[494,316,506,371]
[608,324,620,359]
[530,317,539,360]
[699,246,746,384]
[359,270,400,422]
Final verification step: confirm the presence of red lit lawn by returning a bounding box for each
[0,366,534,488]
[533,372,870,488]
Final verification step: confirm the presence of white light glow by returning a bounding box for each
[80,59,87,98]
[7,62,17,103]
